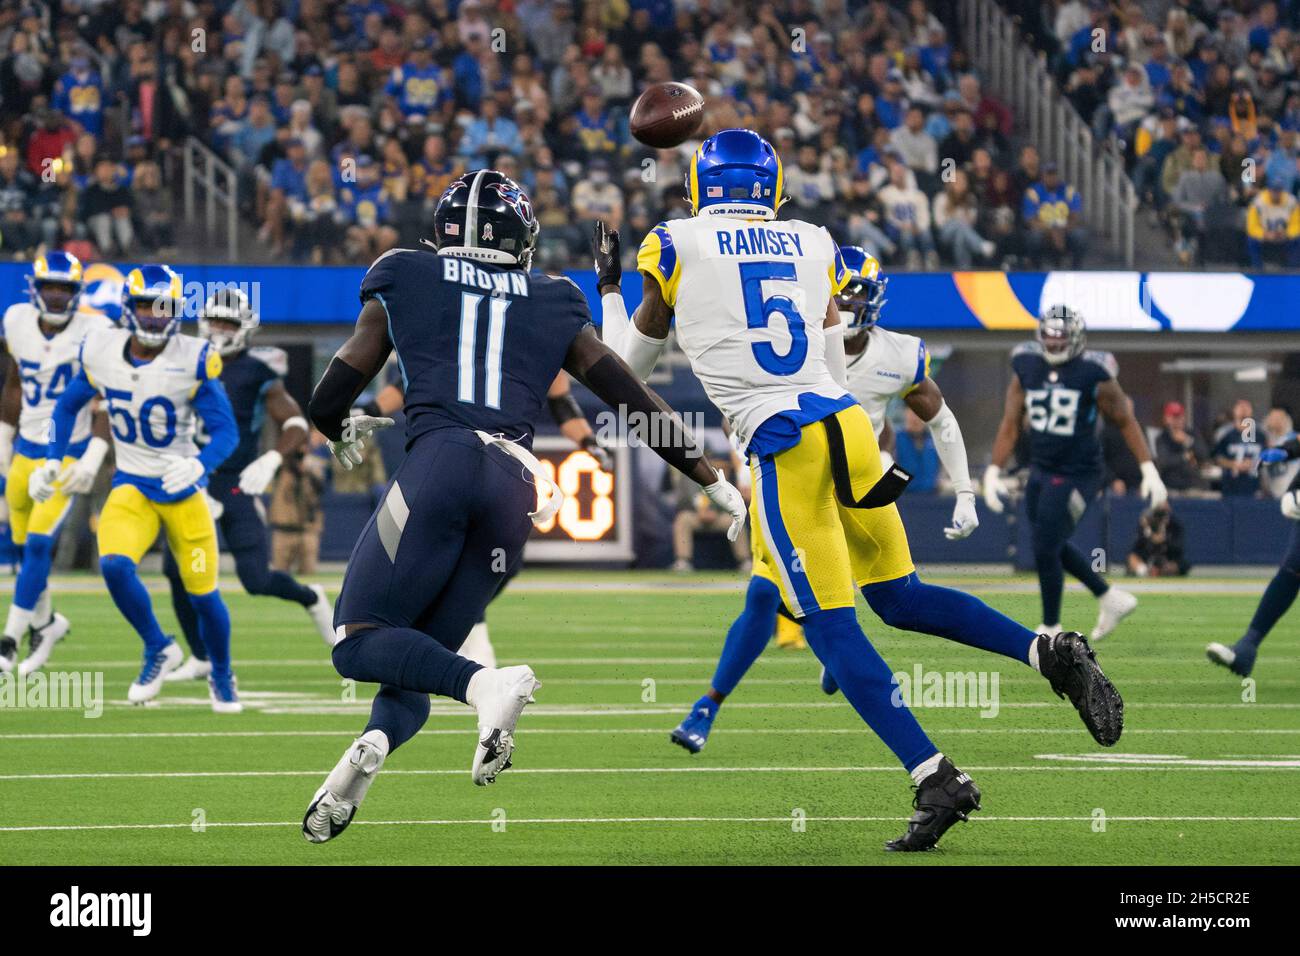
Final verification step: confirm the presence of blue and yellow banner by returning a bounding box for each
[0,262,1293,331]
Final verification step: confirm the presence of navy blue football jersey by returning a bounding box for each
[1010,341,1118,476]
[360,248,591,447]
[206,346,285,478]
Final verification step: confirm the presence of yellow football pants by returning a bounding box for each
[98,484,220,594]
[6,453,79,545]
[750,403,914,618]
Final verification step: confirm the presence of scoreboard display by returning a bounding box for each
[524,436,633,562]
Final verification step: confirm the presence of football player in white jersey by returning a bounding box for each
[32,265,243,711]
[0,252,112,675]
[596,129,1125,850]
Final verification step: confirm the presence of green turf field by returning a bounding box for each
[1,571,1296,865]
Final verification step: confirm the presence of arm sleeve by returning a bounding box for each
[47,369,98,461]
[623,323,667,381]
[192,378,239,474]
[600,289,631,356]
[824,322,848,389]
[925,400,973,495]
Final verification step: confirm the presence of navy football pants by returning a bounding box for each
[163,474,317,661]
[330,429,535,750]
[1025,467,1110,626]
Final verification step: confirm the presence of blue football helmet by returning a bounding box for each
[686,128,786,220]
[122,264,184,348]
[837,245,888,331]
[28,251,85,327]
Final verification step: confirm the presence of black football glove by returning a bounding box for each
[592,220,622,292]
[582,434,614,472]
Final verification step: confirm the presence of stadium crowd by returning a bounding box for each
[0,0,1102,271]
[1010,0,1300,266]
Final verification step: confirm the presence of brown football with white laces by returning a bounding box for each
[629,81,705,149]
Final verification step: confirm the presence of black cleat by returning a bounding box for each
[885,757,981,852]
[1038,631,1123,746]
[0,637,16,674]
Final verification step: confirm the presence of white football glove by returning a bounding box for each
[1139,460,1168,511]
[161,456,206,495]
[205,491,225,520]
[58,436,110,496]
[28,460,61,503]
[329,415,395,471]
[239,449,283,495]
[1282,490,1300,521]
[701,470,747,542]
[945,491,979,540]
[982,464,1008,514]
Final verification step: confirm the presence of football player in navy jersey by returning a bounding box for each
[160,289,336,683]
[301,169,745,842]
[985,306,1168,640]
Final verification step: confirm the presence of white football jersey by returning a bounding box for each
[80,325,218,480]
[2,302,110,454]
[844,323,931,438]
[638,216,851,453]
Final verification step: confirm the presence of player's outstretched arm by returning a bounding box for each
[983,376,1024,514]
[904,378,977,539]
[309,298,396,469]
[563,324,746,539]
[1097,378,1166,509]
[239,380,309,495]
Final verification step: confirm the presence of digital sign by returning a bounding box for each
[524,436,633,561]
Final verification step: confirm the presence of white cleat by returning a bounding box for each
[18,612,70,677]
[127,642,184,703]
[470,665,541,786]
[163,655,213,682]
[302,733,387,843]
[1091,588,1138,642]
[1036,623,1063,638]
[207,673,243,714]
[306,585,337,647]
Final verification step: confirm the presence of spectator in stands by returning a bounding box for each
[342,155,397,262]
[1022,161,1088,268]
[671,472,750,574]
[1132,109,1182,206]
[51,53,103,139]
[1156,401,1207,492]
[78,155,133,256]
[0,145,42,254]
[938,107,978,171]
[264,136,309,254]
[291,158,345,263]
[571,157,623,234]
[889,106,938,179]
[893,408,941,493]
[1246,176,1300,267]
[458,96,523,166]
[933,168,995,267]
[25,106,74,178]
[1170,147,1227,265]
[1214,399,1263,497]
[1102,63,1155,145]
[879,153,938,269]
[786,142,837,214]
[130,158,175,255]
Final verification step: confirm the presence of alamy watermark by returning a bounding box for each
[0,670,104,718]
[890,665,1000,718]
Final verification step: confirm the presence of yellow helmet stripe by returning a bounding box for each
[689,146,701,215]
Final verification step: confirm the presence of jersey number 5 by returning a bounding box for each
[457,292,512,409]
[740,261,807,376]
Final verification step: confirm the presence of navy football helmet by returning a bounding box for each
[431,169,539,269]
[1038,304,1087,365]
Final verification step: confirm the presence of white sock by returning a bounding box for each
[1027,636,1042,673]
[4,605,34,641]
[32,589,52,630]
[357,728,390,758]
[459,622,497,668]
[911,752,945,785]
[464,667,491,708]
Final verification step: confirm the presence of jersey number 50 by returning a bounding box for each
[104,387,178,447]
[740,261,806,376]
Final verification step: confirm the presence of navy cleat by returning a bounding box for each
[1037,630,1124,747]
[670,696,718,754]
[1207,640,1256,677]
[819,665,839,696]
[885,757,981,852]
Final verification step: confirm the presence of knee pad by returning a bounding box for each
[24,533,54,563]
[862,573,920,630]
[99,554,138,588]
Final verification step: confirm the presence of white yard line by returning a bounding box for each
[3,814,1299,834]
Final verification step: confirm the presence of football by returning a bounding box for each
[629,81,705,148]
